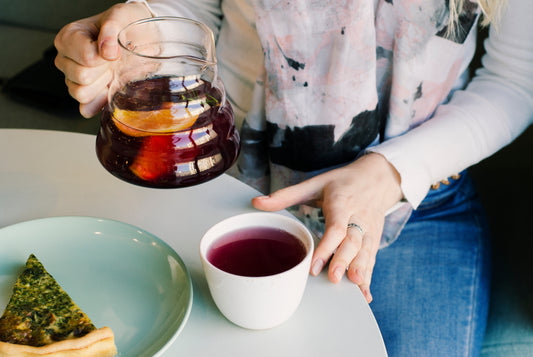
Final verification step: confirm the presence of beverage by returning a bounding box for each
[96,76,240,188]
[200,212,314,329]
[207,226,308,277]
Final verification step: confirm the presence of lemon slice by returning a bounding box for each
[112,101,204,137]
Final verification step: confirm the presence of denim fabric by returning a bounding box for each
[370,172,491,357]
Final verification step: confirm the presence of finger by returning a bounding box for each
[358,283,373,304]
[251,178,324,212]
[55,55,111,86]
[65,67,113,104]
[55,20,106,67]
[96,2,152,60]
[96,19,123,60]
[348,229,381,304]
[310,196,352,277]
[346,236,376,286]
[327,221,365,283]
[79,89,108,118]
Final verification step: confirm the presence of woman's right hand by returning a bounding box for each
[54,2,152,118]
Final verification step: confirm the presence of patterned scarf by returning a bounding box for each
[236,0,479,243]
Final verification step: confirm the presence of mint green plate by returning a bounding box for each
[0,216,192,357]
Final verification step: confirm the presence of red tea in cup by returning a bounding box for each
[207,227,307,277]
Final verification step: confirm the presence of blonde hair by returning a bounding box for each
[449,0,507,28]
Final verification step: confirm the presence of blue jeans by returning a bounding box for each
[370,172,491,357]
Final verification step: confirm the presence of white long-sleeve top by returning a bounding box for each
[368,0,533,206]
[130,0,533,210]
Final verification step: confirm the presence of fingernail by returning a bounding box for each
[363,289,373,303]
[100,39,117,59]
[255,195,270,200]
[311,259,324,276]
[80,105,95,119]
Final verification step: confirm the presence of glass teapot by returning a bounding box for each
[96,17,240,188]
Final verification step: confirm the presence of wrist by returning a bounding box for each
[362,152,404,210]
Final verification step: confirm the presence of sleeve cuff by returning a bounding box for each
[367,142,430,209]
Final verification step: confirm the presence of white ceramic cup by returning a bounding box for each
[199,212,314,330]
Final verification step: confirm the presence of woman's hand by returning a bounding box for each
[252,153,403,303]
[54,3,152,118]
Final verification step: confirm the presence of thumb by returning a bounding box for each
[97,20,123,60]
[252,180,322,212]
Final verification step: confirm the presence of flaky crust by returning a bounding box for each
[0,327,117,357]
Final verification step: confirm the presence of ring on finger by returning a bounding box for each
[347,222,364,235]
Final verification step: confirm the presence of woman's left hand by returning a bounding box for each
[251,153,403,303]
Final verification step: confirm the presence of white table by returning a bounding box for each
[0,129,387,356]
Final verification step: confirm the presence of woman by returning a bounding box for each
[54,0,533,355]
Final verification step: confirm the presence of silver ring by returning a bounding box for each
[347,222,364,235]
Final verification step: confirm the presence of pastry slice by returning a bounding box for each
[0,254,117,357]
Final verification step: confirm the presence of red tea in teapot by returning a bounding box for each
[96,76,240,188]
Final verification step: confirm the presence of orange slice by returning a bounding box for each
[112,104,200,137]
[129,135,175,181]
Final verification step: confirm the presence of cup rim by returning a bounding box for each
[199,212,314,280]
